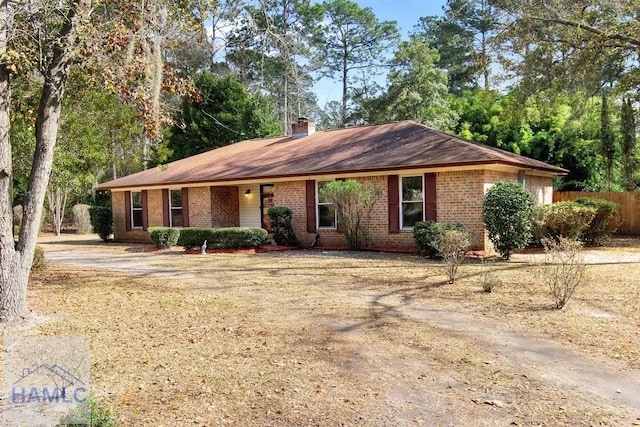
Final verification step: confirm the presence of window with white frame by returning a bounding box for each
[131,191,143,228]
[317,181,337,229]
[401,176,423,228]
[169,189,183,227]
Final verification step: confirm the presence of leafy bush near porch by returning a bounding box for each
[149,227,181,248]
[532,201,596,242]
[413,221,465,259]
[575,197,622,245]
[483,181,535,259]
[318,179,380,250]
[89,206,113,241]
[267,207,299,246]
[177,227,268,249]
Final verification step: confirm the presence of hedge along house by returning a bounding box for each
[97,119,567,250]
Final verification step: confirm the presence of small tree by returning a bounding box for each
[318,180,380,250]
[432,229,472,284]
[482,181,535,259]
[539,237,587,309]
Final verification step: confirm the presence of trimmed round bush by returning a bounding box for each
[575,197,621,245]
[482,181,535,259]
[89,206,113,242]
[413,221,465,259]
[533,201,596,241]
[149,227,181,249]
[177,227,268,249]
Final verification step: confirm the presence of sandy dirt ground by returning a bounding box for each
[5,234,640,425]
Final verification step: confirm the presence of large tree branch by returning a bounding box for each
[528,16,640,49]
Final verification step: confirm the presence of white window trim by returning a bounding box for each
[131,191,143,229]
[169,188,183,228]
[399,175,425,230]
[316,180,337,230]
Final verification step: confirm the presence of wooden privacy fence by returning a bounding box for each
[553,192,640,235]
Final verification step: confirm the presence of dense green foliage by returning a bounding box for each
[574,198,622,245]
[318,180,380,250]
[177,227,268,250]
[165,73,282,161]
[620,98,638,190]
[58,395,117,427]
[413,221,466,259]
[533,202,596,242]
[149,227,181,249]
[482,182,535,259]
[89,206,113,242]
[267,207,300,246]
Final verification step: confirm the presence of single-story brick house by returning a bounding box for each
[97,119,567,250]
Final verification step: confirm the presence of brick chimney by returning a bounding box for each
[291,117,315,139]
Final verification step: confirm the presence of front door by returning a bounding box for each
[260,184,274,231]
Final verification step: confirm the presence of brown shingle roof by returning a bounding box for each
[98,121,567,189]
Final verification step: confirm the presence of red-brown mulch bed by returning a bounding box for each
[184,245,297,255]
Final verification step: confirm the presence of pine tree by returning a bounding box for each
[620,98,638,190]
[600,91,616,191]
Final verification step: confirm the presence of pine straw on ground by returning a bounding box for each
[12,239,640,425]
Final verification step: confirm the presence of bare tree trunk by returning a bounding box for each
[0,0,27,322]
[341,49,348,126]
[46,186,69,236]
[0,0,90,322]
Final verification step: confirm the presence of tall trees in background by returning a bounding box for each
[620,99,638,190]
[600,91,616,191]
[492,0,640,95]
[165,72,282,161]
[361,38,458,130]
[225,0,319,132]
[313,0,400,125]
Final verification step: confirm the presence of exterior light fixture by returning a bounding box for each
[245,189,251,196]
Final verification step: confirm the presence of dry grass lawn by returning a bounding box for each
[6,235,640,425]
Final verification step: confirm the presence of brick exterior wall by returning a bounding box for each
[210,186,240,227]
[188,186,212,227]
[112,191,148,242]
[111,171,554,250]
[147,189,164,226]
[526,175,553,205]
[437,170,486,248]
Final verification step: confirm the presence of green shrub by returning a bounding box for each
[318,180,380,250]
[31,245,46,273]
[413,221,465,259]
[58,395,117,427]
[482,181,535,259]
[533,202,596,241]
[267,206,299,246]
[148,227,181,249]
[72,204,92,234]
[575,197,622,245]
[177,227,268,249]
[89,206,113,242]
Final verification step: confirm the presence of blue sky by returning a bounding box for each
[313,0,447,106]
